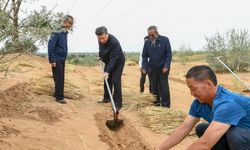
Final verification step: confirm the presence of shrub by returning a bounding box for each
[204,29,250,72]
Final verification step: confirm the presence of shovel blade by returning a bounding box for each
[106,119,124,130]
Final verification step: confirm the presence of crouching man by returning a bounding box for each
[157,65,250,150]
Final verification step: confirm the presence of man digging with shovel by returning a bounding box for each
[95,26,125,129]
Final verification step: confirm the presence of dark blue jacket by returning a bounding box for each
[142,35,172,72]
[98,34,125,73]
[48,30,68,63]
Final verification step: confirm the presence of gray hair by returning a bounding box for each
[148,25,158,33]
[63,15,74,22]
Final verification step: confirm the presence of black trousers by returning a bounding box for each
[140,70,152,93]
[195,123,250,150]
[151,70,170,107]
[103,65,113,100]
[103,59,125,109]
[111,61,125,110]
[52,61,65,101]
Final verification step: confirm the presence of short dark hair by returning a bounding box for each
[186,65,217,85]
[95,26,108,36]
[64,15,74,22]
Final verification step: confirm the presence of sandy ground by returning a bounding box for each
[1,54,250,150]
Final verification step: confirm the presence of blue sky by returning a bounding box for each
[23,0,250,53]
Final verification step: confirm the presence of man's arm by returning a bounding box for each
[157,115,200,150]
[98,43,104,60]
[141,42,149,73]
[187,121,231,150]
[48,32,58,64]
[163,37,172,72]
[105,42,120,74]
[139,50,143,69]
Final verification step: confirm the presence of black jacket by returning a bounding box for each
[142,35,172,72]
[48,30,68,63]
[98,34,125,73]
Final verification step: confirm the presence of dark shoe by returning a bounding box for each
[162,105,170,108]
[97,99,110,103]
[153,102,161,107]
[56,99,67,104]
[153,100,160,104]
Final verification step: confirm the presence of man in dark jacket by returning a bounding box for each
[139,36,152,93]
[48,15,74,104]
[142,25,172,108]
[95,26,125,111]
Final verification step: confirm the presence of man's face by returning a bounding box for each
[148,30,158,41]
[186,78,213,103]
[97,34,109,44]
[63,18,74,30]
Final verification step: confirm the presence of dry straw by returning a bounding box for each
[138,106,196,136]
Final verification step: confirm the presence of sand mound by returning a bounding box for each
[0,125,21,138]
[0,81,63,124]
[0,139,11,149]
[95,112,152,150]
[31,75,83,100]
[27,107,62,124]
[0,83,31,118]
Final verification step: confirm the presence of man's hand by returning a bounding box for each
[142,69,147,74]
[51,62,56,68]
[103,72,109,80]
[187,121,230,150]
[157,115,200,150]
[162,67,168,73]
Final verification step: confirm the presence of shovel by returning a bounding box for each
[100,61,124,130]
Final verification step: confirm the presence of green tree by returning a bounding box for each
[0,0,65,54]
[204,29,250,72]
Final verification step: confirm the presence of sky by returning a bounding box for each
[23,0,250,53]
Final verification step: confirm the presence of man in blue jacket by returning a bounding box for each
[95,26,125,111]
[142,26,172,108]
[158,65,250,150]
[48,15,74,104]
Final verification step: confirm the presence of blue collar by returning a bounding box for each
[213,86,224,104]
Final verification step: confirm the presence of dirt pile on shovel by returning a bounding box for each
[95,112,152,150]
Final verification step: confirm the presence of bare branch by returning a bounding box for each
[7,8,14,20]
[3,0,10,11]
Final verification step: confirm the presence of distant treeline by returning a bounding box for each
[38,52,141,66]
[37,51,205,67]
[38,28,250,74]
